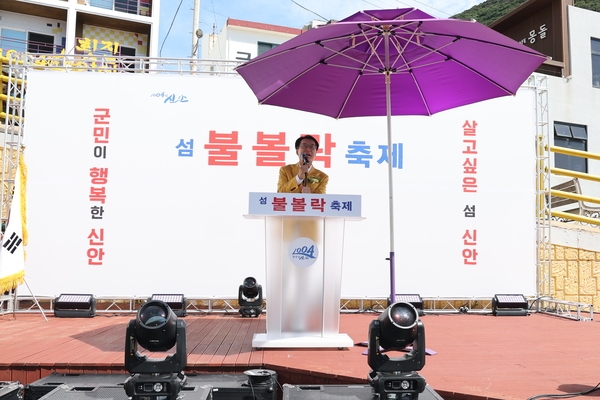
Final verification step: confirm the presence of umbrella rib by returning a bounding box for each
[428,25,548,57]
[317,31,388,73]
[258,63,322,104]
[401,36,517,94]
[386,31,537,95]
[334,73,361,119]
[235,40,321,70]
[239,16,548,115]
[358,8,424,22]
[235,28,378,70]
[406,69,433,116]
[322,29,380,118]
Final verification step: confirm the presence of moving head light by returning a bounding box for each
[124,300,187,400]
[238,276,263,317]
[367,302,427,400]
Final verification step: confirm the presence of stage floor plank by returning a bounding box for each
[1,311,599,400]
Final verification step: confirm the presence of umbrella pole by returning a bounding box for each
[384,28,395,305]
[385,78,395,304]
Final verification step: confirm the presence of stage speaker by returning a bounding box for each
[25,373,128,400]
[25,374,212,400]
[34,385,211,400]
[492,294,529,316]
[394,294,424,316]
[53,294,96,318]
[283,383,444,400]
[188,370,277,400]
[0,381,23,400]
[149,294,187,317]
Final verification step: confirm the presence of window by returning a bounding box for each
[89,0,112,10]
[115,0,138,14]
[0,30,55,54]
[28,32,55,54]
[119,46,137,72]
[257,42,277,57]
[592,38,600,88]
[554,122,588,173]
[0,29,27,53]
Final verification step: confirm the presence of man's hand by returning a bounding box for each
[298,162,310,180]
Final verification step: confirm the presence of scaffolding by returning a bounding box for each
[0,55,595,320]
[0,53,27,312]
[533,74,552,300]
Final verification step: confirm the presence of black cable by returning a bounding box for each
[248,377,256,400]
[159,0,185,57]
[394,0,453,17]
[290,0,328,22]
[527,382,600,400]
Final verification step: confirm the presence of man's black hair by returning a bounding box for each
[294,135,319,150]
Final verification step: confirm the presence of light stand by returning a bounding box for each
[367,302,427,400]
[238,276,263,317]
[123,300,187,400]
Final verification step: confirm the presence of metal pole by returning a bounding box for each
[191,0,200,71]
[383,25,395,304]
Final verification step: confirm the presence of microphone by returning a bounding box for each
[300,153,309,188]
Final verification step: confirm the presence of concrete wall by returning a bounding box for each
[549,221,600,311]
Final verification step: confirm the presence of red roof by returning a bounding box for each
[226,18,305,35]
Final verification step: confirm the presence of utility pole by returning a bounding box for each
[191,0,202,71]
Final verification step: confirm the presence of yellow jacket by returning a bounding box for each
[277,164,329,194]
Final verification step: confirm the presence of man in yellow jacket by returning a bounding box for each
[277,135,329,194]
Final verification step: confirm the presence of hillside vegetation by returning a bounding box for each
[453,0,600,25]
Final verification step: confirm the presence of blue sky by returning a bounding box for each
[157,0,486,59]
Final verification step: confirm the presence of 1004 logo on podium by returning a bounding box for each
[289,237,319,268]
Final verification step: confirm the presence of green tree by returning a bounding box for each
[453,0,599,26]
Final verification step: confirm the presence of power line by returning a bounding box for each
[404,0,453,17]
[160,0,185,57]
[290,0,328,22]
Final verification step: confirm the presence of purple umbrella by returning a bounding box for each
[235,8,548,301]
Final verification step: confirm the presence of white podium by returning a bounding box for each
[245,192,363,349]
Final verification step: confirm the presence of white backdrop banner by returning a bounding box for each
[20,69,537,298]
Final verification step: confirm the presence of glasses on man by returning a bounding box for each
[300,143,317,150]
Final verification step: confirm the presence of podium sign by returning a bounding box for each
[246,192,362,348]
[248,192,361,217]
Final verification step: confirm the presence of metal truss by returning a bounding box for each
[531,74,552,300]
[529,74,593,321]
[532,296,593,321]
[0,59,591,319]
[1,54,26,235]
[3,294,593,321]
[0,53,27,314]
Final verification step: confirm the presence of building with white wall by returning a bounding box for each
[202,18,306,62]
[0,0,160,58]
[491,0,600,202]
[548,6,600,198]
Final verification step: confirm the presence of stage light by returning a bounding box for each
[394,294,424,316]
[492,294,529,316]
[149,294,187,317]
[367,302,427,400]
[124,300,187,400]
[238,276,263,317]
[53,294,96,318]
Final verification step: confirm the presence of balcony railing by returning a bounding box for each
[1,36,138,58]
[0,37,64,56]
[81,0,152,17]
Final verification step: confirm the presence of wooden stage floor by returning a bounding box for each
[1,310,599,400]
